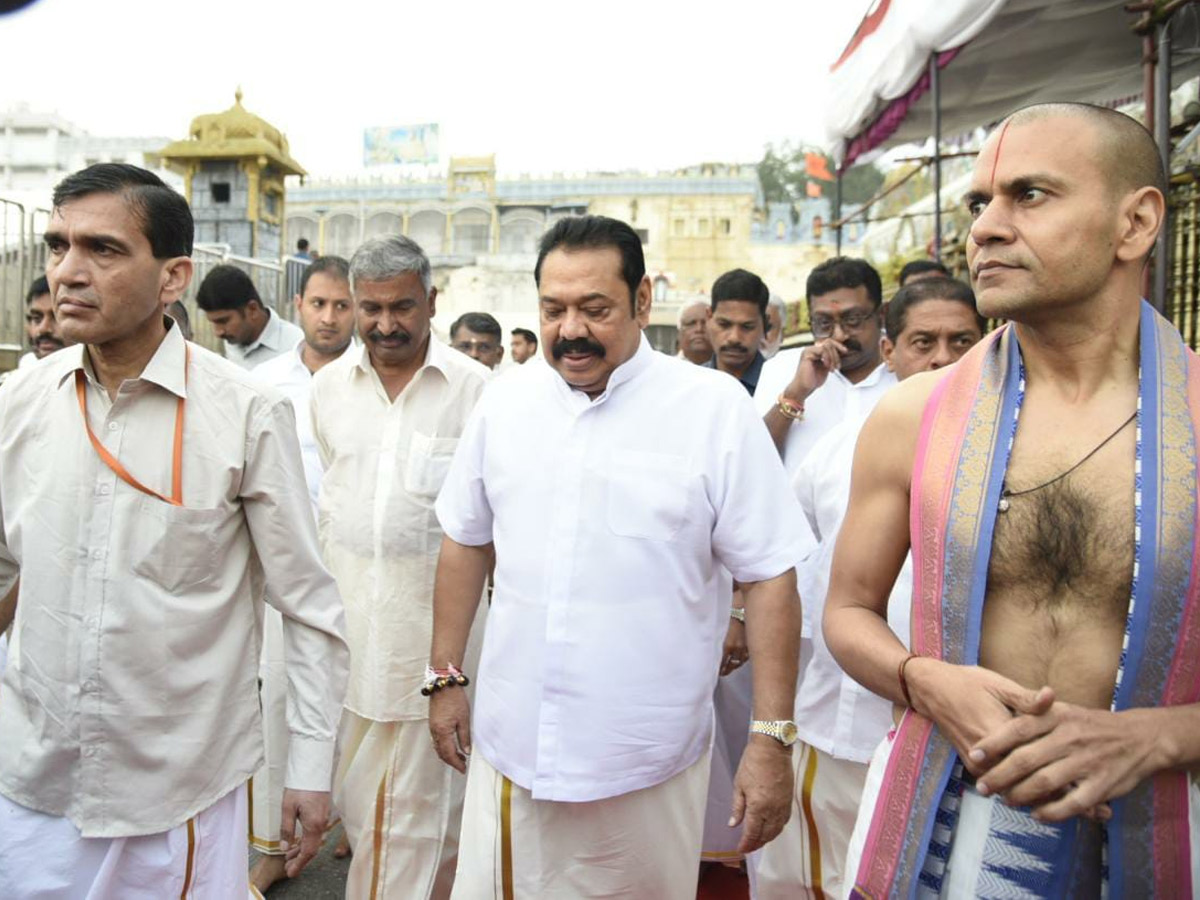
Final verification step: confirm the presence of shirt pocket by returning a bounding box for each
[131,498,235,593]
[404,431,459,498]
[605,450,691,541]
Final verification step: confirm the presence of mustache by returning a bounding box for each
[552,337,606,359]
[367,329,410,344]
[719,343,750,354]
[35,336,65,346]
[839,339,862,354]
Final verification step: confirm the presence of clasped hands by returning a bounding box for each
[908,659,1160,823]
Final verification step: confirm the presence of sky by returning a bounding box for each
[0,0,872,180]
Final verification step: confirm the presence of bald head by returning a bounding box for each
[1003,103,1166,198]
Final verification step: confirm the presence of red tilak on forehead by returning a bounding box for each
[989,119,1013,192]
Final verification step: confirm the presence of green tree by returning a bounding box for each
[756,142,884,208]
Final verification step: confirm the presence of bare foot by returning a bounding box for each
[333,833,352,859]
[250,854,289,893]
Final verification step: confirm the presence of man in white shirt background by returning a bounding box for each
[312,235,490,899]
[195,263,304,370]
[751,277,986,900]
[755,257,896,478]
[762,293,786,360]
[0,163,348,898]
[676,297,713,364]
[247,252,356,894]
[20,276,66,366]
[509,327,538,364]
[449,311,505,370]
[429,215,810,899]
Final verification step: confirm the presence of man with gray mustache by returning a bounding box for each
[310,234,490,899]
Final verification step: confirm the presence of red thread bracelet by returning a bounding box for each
[898,653,919,709]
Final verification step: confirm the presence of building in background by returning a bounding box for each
[286,158,857,352]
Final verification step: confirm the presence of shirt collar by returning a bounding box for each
[550,332,655,403]
[834,360,889,389]
[59,318,189,399]
[701,350,765,396]
[249,309,287,353]
[351,332,450,384]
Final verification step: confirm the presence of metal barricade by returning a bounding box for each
[0,201,309,366]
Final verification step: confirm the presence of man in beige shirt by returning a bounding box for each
[312,234,490,899]
[0,163,349,899]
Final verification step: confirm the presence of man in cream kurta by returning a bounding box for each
[312,234,490,899]
[0,163,348,899]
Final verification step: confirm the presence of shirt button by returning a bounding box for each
[91,549,103,560]
[96,484,111,496]
[82,679,97,693]
[107,422,119,432]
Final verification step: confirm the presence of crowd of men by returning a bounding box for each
[0,100,1196,900]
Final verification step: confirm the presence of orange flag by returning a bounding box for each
[805,152,834,181]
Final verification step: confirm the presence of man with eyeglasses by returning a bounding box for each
[754,257,896,479]
[450,312,505,370]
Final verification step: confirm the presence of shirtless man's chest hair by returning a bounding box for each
[983,389,1136,710]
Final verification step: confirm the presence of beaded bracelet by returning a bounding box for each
[777,393,805,421]
[421,663,471,696]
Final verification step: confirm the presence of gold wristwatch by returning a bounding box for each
[750,719,799,747]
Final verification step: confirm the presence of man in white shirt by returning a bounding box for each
[196,263,304,369]
[676,298,713,364]
[754,257,896,478]
[751,278,986,900]
[762,293,786,359]
[430,215,809,899]
[247,253,356,893]
[510,327,539,364]
[312,235,490,899]
[0,163,348,898]
[21,276,66,365]
[450,311,505,370]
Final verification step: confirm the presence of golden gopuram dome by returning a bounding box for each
[158,88,305,177]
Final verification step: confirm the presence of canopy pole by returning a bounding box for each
[1154,17,1172,313]
[930,52,943,262]
[835,170,844,255]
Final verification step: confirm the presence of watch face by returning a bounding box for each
[782,722,799,744]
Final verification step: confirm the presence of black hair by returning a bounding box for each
[535,215,645,312]
[26,276,50,305]
[806,256,883,308]
[296,237,310,251]
[450,311,502,341]
[711,268,770,326]
[885,277,985,339]
[298,254,350,297]
[898,259,950,286]
[195,264,261,312]
[52,163,193,258]
[511,327,538,347]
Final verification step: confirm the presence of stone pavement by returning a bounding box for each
[251,824,349,898]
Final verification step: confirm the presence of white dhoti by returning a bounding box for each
[249,603,288,856]
[334,712,464,900]
[701,662,752,862]
[0,784,252,899]
[749,742,867,900]
[453,751,711,900]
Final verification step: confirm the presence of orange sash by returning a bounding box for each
[75,346,189,506]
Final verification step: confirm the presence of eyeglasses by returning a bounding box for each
[453,340,499,354]
[810,310,876,339]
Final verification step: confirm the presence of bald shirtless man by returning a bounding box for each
[826,103,1200,897]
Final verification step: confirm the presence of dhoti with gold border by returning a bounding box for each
[452,751,710,900]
